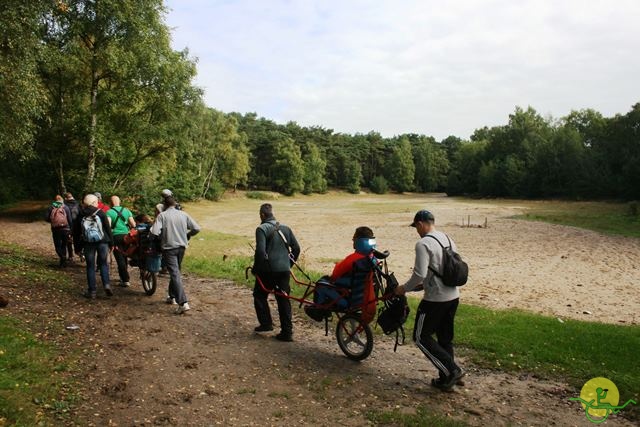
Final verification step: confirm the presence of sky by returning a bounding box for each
[163,0,640,140]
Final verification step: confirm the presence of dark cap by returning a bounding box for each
[410,209,435,227]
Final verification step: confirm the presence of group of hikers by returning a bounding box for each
[45,194,466,392]
[45,189,200,314]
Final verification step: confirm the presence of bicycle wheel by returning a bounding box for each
[140,269,157,296]
[336,314,373,361]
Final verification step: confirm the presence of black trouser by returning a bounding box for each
[413,298,460,379]
[253,271,292,335]
[51,227,69,260]
[112,234,130,282]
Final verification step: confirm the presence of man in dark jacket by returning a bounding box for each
[252,203,301,341]
[74,193,113,299]
[45,195,73,267]
[64,192,81,262]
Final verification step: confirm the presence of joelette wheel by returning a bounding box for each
[140,270,157,296]
[336,314,373,361]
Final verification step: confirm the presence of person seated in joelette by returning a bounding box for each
[316,226,378,322]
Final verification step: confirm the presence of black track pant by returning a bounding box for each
[413,298,460,378]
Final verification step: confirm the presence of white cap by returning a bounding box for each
[161,189,172,197]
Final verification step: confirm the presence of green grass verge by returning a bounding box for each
[454,304,639,400]
[367,406,467,426]
[0,241,79,425]
[0,242,75,292]
[514,201,640,238]
[0,318,77,426]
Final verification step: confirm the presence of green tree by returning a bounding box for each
[302,143,327,194]
[412,136,449,192]
[0,0,49,156]
[272,137,304,195]
[386,138,415,192]
[345,159,362,194]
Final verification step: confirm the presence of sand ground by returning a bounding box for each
[189,192,640,325]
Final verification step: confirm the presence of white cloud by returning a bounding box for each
[165,0,640,139]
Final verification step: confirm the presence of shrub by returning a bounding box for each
[369,175,389,194]
[246,191,279,200]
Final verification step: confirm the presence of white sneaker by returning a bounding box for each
[165,295,177,305]
[175,302,190,315]
[119,281,131,288]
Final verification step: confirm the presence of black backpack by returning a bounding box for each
[425,234,468,287]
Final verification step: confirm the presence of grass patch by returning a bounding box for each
[0,242,75,291]
[453,305,639,400]
[367,406,467,426]
[183,230,253,283]
[0,318,76,426]
[514,200,640,238]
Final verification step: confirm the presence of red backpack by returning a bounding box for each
[50,206,68,228]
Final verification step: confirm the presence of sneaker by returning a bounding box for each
[437,369,466,391]
[82,291,97,300]
[165,296,177,305]
[104,285,113,297]
[175,302,191,315]
[119,281,131,288]
[275,332,293,342]
[79,254,86,263]
[254,325,274,332]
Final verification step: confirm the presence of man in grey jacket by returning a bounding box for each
[252,203,301,341]
[151,196,200,314]
[395,209,465,391]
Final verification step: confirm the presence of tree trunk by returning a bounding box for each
[202,163,216,198]
[56,157,66,195]
[85,60,99,192]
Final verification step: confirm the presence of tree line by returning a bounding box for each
[2,1,639,210]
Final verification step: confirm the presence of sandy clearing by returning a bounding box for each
[188,193,640,325]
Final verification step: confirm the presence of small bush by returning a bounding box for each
[628,201,639,217]
[369,175,389,194]
[246,191,279,200]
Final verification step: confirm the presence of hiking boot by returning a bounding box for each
[104,285,113,297]
[175,302,190,315]
[59,257,67,268]
[275,332,293,342]
[118,281,131,288]
[254,325,274,332]
[437,369,465,391]
[82,291,97,300]
[165,295,177,305]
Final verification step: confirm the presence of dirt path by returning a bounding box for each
[0,206,634,426]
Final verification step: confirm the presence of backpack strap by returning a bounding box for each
[424,234,448,279]
[112,207,126,230]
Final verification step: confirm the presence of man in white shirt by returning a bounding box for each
[395,210,465,391]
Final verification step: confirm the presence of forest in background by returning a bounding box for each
[2,0,639,212]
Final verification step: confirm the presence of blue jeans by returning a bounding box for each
[84,243,110,293]
[164,247,187,305]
